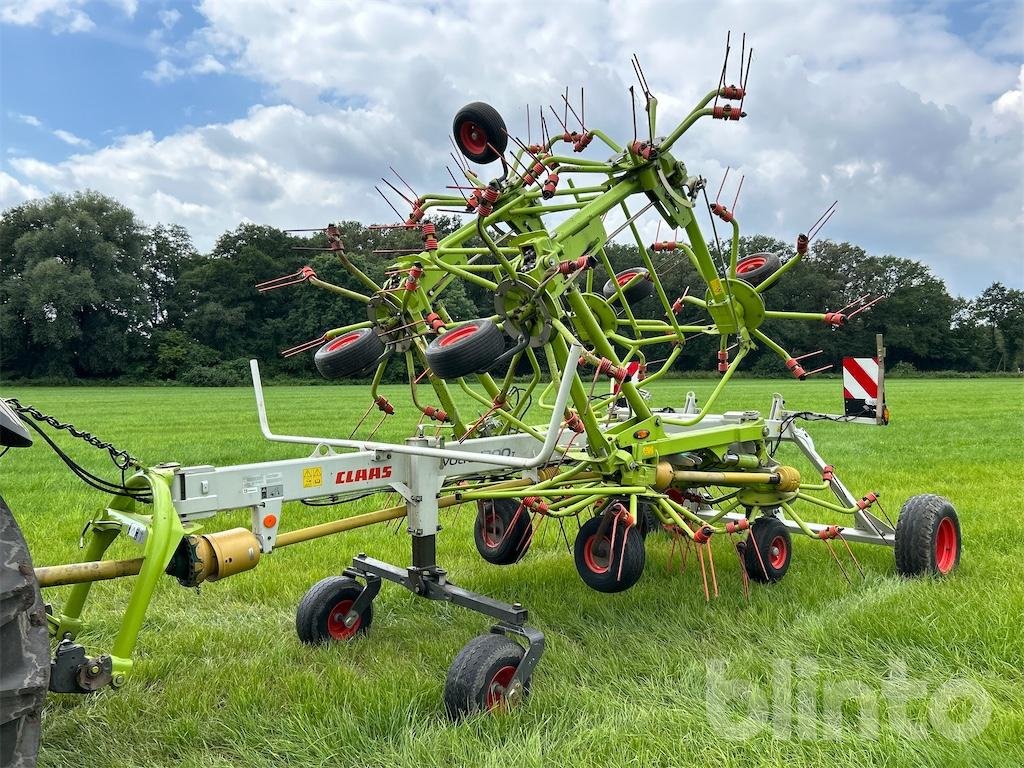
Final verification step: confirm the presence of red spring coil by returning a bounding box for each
[557,255,593,275]
[725,519,750,534]
[477,186,499,217]
[527,143,544,154]
[421,222,436,237]
[562,131,580,143]
[719,84,745,100]
[573,132,593,152]
[425,312,445,333]
[406,206,424,224]
[652,241,677,252]
[823,312,846,327]
[693,525,714,544]
[630,141,654,160]
[423,405,449,422]
[822,465,834,482]
[597,358,626,381]
[818,525,841,540]
[423,236,438,251]
[796,233,809,254]
[711,203,734,223]
[522,161,545,186]
[542,173,560,199]
[466,193,479,211]
[405,265,423,292]
[564,410,585,434]
[856,492,879,510]
[785,358,807,379]
[712,105,744,121]
[374,396,394,415]
[717,350,729,373]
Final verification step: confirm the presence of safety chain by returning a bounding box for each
[4,398,142,470]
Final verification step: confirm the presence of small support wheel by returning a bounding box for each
[602,267,655,304]
[452,102,508,165]
[735,252,782,288]
[443,633,529,719]
[424,319,505,380]
[474,499,532,565]
[314,328,385,380]
[744,516,792,583]
[573,514,645,593]
[295,576,372,645]
[895,494,961,576]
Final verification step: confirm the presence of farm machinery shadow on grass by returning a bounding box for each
[1,39,961,764]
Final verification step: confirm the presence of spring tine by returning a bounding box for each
[280,334,327,357]
[838,532,866,579]
[730,534,751,601]
[389,166,418,200]
[747,528,769,581]
[804,364,833,377]
[697,544,711,602]
[792,349,824,362]
[806,200,839,241]
[375,185,405,220]
[826,538,852,584]
[348,401,376,439]
[366,411,389,440]
[731,175,745,214]
[713,31,731,111]
[630,86,638,144]
[739,47,753,114]
[558,518,572,554]
[381,177,414,207]
[715,166,730,204]
[847,294,886,318]
[707,540,719,598]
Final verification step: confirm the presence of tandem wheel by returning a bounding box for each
[444,631,536,719]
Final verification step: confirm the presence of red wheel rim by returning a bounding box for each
[583,533,611,574]
[485,665,517,710]
[438,324,478,347]
[737,256,766,274]
[326,598,360,640]
[325,331,362,352]
[768,535,788,570]
[616,271,639,286]
[459,121,488,155]
[935,517,957,574]
[481,511,505,549]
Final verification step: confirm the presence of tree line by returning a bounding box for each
[1,191,1022,385]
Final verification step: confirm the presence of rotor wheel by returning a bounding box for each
[894,494,961,577]
[735,252,782,288]
[443,633,529,719]
[474,499,532,565]
[295,576,372,645]
[602,267,655,305]
[424,319,505,380]
[744,515,792,583]
[573,513,646,593]
[313,328,385,380]
[452,102,508,165]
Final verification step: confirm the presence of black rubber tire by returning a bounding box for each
[744,515,792,584]
[735,252,782,288]
[453,102,508,165]
[894,494,961,577]
[425,319,505,380]
[602,267,655,304]
[314,328,385,380]
[1,495,48,768]
[443,633,529,719]
[573,514,646,593]
[295,576,372,645]
[595,497,658,538]
[474,499,532,565]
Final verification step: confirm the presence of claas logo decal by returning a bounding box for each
[335,466,393,485]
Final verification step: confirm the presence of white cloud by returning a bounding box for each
[157,8,180,29]
[0,171,42,209]
[4,0,1022,295]
[13,113,43,127]
[0,0,135,33]
[52,128,90,147]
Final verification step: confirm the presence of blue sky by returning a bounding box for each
[1,0,1021,296]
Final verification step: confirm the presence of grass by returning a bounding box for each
[4,378,1023,768]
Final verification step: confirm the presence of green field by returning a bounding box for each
[4,378,1023,768]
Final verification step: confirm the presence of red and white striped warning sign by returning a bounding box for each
[842,357,879,400]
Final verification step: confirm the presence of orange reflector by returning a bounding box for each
[633,429,650,439]
[263,514,278,528]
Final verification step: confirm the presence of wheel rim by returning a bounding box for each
[481,510,506,549]
[439,324,479,347]
[459,121,488,155]
[737,256,766,274]
[934,517,957,574]
[326,598,360,640]
[768,535,788,570]
[583,533,611,573]
[616,271,639,286]
[325,331,362,352]
[485,664,517,710]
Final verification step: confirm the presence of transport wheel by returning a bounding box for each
[452,102,508,165]
[595,497,658,538]
[735,252,781,288]
[744,516,792,583]
[424,319,505,380]
[602,267,655,304]
[443,634,529,719]
[314,328,385,380]
[0,495,48,768]
[295,576,372,645]
[573,514,645,593]
[894,494,961,577]
[474,499,532,565]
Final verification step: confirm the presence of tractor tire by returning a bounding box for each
[313,328,385,380]
[1,495,48,768]
[425,320,505,380]
[894,494,961,577]
[453,102,508,165]
[735,253,781,288]
[573,514,645,593]
[474,499,532,565]
[744,515,792,583]
[602,268,655,304]
[295,576,372,645]
[443,633,529,719]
